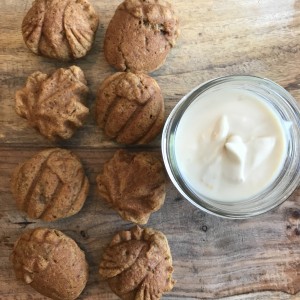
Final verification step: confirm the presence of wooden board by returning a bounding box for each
[1,0,300,299]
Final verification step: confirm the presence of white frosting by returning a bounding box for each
[175,88,287,202]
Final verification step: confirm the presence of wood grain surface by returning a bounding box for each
[1,0,300,299]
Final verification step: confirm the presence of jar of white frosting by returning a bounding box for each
[162,75,300,218]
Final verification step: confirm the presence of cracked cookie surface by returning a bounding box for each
[95,72,164,145]
[104,0,179,73]
[11,228,89,300]
[11,148,89,221]
[22,0,99,61]
[99,225,175,300]
[15,66,89,141]
[96,150,166,224]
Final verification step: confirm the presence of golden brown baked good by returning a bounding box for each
[99,225,175,300]
[95,72,164,145]
[96,150,166,224]
[15,66,89,141]
[22,0,99,61]
[11,148,89,221]
[11,228,88,300]
[104,0,179,73]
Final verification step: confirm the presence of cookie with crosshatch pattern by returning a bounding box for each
[11,148,89,221]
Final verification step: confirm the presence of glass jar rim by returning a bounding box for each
[161,75,300,219]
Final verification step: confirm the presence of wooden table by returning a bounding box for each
[1,0,300,299]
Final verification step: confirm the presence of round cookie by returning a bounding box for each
[11,148,89,222]
[95,72,164,145]
[22,0,99,61]
[11,228,88,300]
[99,225,175,300]
[104,0,179,73]
[15,66,89,141]
[96,150,166,224]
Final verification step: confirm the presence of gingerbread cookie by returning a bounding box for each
[104,0,179,72]
[95,72,164,144]
[99,225,174,300]
[22,0,99,60]
[15,66,89,141]
[11,228,89,300]
[11,148,89,221]
[96,150,166,224]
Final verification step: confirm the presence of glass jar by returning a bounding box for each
[161,75,300,218]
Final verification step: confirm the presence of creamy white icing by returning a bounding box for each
[175,88,287,202]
